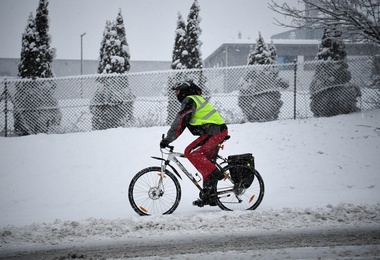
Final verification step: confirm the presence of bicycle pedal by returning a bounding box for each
[192,199,204,207]
[209,201,217,206]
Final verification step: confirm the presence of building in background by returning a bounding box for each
[204,0,372,69]
[204,29,372,69]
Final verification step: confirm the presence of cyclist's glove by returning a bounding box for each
[160,139,170,148]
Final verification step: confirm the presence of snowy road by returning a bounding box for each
[1,110,380,259]
[1,225,379,259]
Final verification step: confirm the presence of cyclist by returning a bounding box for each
[160,80,228,206]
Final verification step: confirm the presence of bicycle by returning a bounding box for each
[128,135,265,216]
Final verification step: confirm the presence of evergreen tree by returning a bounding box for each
[370,54,380,107]
[97,20,112,74]
[115,9,131,71]
[34,0,55,78]
[184,0,203,70]
[171,12,187,70]
[167,12,187,124]
[91,9,135,130]
[268,40,278,64]
[18,0,55,78]
[238,33,289,122]
[97,10,131,74]
[310,28,361,117]
[247,32,271,66]
[166,1,207,125]
[371,55,380,89]
[184,0,207,97]
[15,0,61,136]
[18,13,39,78]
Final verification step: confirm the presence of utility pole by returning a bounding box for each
[80,32,86,75]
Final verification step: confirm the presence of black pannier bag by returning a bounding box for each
[227,153,255,188]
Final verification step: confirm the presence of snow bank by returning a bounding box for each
[0,109,379,257]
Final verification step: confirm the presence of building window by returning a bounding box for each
[277,56,297,64]
[277,56,297,70]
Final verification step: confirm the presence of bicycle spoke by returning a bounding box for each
[215,166,264,211]
[128,167,181,216]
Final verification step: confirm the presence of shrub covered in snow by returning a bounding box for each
[15,0,61,136]
[91,9,134,130]
[238,33,289,122]
[310,28,361,117]
[90,75,134,130]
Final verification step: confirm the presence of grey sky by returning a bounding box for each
[0,0,300,61]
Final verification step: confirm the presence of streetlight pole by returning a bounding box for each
[80,32,86,75]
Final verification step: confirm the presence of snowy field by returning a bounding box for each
[0,109,380,258]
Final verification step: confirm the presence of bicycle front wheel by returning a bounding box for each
[215,165,264,211]
[128,167,181,216]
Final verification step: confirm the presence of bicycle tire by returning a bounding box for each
[215,165,264,211]
[128,167,181,216]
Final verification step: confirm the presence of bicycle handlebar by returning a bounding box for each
[163,145,174,152]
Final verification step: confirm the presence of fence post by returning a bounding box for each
[293,59,297,120]
[2,78,8,137]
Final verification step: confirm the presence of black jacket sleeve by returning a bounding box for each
[164,97,195,142]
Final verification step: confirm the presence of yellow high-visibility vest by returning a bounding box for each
[188,95,225,125]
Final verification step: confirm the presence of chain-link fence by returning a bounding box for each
[1,58,379,137]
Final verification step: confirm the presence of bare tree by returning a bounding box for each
[268,0,380,45]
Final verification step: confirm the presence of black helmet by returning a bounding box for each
[172,80,202,102]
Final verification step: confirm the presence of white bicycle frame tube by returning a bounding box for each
[162,151,203,190]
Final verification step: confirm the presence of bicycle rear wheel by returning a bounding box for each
[128,167,181,216]
[215,165,264,211]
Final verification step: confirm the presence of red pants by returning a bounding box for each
[184,130,228,182]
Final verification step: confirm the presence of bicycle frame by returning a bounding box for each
[152,148,230,194]
[153,150,203,192]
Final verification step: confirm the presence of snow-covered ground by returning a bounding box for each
[0,109,380,259]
